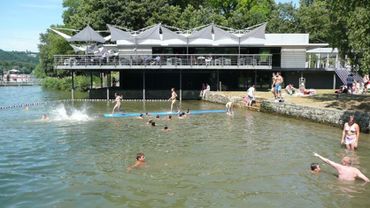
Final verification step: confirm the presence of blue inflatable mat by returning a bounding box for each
[104,109,226,118]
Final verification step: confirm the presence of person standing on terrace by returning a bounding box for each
[168,88,178,112]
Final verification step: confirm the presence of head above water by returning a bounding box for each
[156,115,160,119]
[342,157,352,166]
[136,153,145,161]
[151,122,156,126]
[310,163,320,172]
[164,126,168,130]
[139,114,143,117]
[168,115,172,119]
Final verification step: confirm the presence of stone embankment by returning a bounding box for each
[203,91,370,133]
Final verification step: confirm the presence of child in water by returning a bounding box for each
[127,153,146,171]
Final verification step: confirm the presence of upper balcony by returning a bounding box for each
[54,54,272,70]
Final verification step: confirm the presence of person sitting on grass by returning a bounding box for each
[285,84,296,95]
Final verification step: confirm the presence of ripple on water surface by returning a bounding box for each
[1,87,370,207]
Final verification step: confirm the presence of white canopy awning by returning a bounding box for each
[239,23,267,45]
[107,24,134,44]
[69,25,106,43]
[188,24,239,45]
[136,24,187,46]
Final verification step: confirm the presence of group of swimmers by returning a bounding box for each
[311,115,369,182]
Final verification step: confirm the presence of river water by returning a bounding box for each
[0,86,369,207]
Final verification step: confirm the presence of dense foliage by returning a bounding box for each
[0,49,39,74]
[37,0,369,87]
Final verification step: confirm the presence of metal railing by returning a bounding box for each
[54,54,272,69]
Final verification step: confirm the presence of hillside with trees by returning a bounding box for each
[0,49,39,74]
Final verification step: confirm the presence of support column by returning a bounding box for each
[100,72,103,88]
[326,54,330,68]
[316,54,321,68]
[308,54,312,68]
[335,54,339,68]
[179,70,182,101]
[143,70,146,101]
[254,70,257,86]
[333,73,336,89]
[216,70,219,91]
[90,72,93,89]
[106,72,110,100]
[71,71,75,100]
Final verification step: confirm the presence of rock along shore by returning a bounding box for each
[203,91,370,133]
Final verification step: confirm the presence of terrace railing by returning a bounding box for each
[54,54,272,70]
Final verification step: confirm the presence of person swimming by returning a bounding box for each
[41,114,49,120]
[151,122,156,127]
[167,115,172,120]
[162,125,171,131]
[137,114,144,119]
[127,152,146,172]
[310,163,320,174]
[147,119,153,125]
[156,115,160,119]
[313,152,369,182]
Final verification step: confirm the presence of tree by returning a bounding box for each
[267,2,299,33]
[327,0,370,74]
[296,0,330,43]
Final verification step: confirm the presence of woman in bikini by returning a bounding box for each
[341,115,360,150]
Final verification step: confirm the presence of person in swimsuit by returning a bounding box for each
[168,88,178,112]
[112,93,122,114]
[341,115,360,150]
[313,152,369,182]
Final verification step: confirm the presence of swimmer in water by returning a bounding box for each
[313,152,369,182]
[168,88,178,112]
[137,114,144,119]
[127,152,146,171]
[112,93,122,114]
[155,115,160,119]
[41,114,49,120]
[167,115,172,120]
[147,119,153,125]
[162,125,171,131]
[310,163,321,174]
[151,122,156,127]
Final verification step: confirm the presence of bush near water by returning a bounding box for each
[41,76,91,92]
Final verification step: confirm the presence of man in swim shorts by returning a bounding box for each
[112,93,122,114]
[341,115,360,150]
[275,72,284,100]
[313,152,369,182]
[168,88,178,112]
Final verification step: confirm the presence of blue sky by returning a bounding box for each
[0,0,299,52]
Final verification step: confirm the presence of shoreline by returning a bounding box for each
[203,91,370,133]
